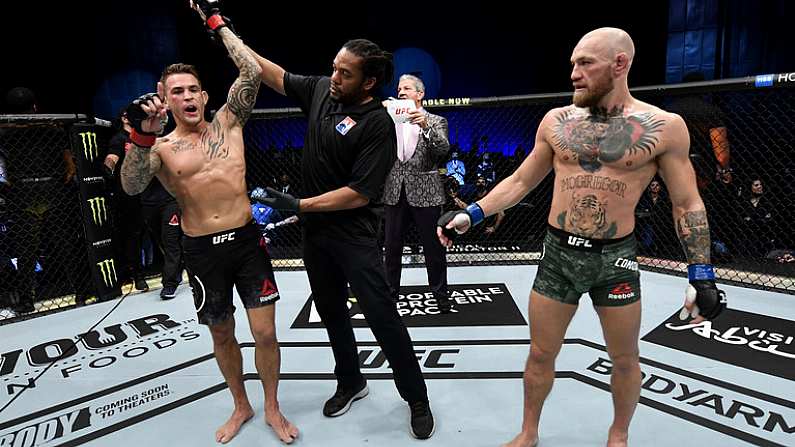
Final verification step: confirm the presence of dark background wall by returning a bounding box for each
[2,1,793,118]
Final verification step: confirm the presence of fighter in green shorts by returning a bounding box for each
[533,225,641,306]
[437,27,726,447]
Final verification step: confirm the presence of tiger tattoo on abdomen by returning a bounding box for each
[557,192,618,238]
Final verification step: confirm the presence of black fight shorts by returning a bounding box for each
[182,222,279,325]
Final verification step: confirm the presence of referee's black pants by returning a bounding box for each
[303,231,428,404]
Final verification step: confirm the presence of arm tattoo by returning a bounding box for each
[551,107,666,172]
[677,210,711,264]
[219,28,261,126]
[121,144,160,195]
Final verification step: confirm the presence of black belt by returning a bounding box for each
[547,225,633,253]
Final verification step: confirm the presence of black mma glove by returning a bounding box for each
[261,187,300,214]
[193,0,225,30]
[205,16,239,46]
[437,203,485,241]
[679,264,728,321]
[126,93,162,148]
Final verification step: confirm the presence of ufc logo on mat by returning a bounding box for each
[212,232,235,245]
[567,236,593,248]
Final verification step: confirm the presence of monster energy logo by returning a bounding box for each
[87,197,108,226]
[80,131,99,161]
[97,259,117,287]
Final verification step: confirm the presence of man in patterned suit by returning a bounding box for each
[383,74,453,312]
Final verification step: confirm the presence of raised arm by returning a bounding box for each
[246,45,287,96]
[214,27,262,128]
[190,2,262,128]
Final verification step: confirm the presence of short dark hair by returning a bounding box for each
[6,87,36,113]
[160,63,202,89]
[342,39,394,92]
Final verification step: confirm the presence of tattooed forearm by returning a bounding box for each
[676,210,711,264]
[218,28,261,126]
[121,144,160,195]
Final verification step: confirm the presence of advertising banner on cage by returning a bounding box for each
[69,123,121,299]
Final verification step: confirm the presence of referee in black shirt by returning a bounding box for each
[250,39,435,439]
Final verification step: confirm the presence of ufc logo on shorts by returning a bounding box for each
[212,232,235,245]
[567,236,593,248]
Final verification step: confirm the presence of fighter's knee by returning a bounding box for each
[609,351,640,373]
[252,326,277,348]
[209,322,236,346]
[529,344,559,365]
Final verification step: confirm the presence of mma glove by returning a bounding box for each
[680,264,728,320]
[126,93,161,148]
[436,203,485,241]
[261,187,300,214]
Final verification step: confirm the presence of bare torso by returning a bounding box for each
[544,100,679,238]
[154,119,250,236]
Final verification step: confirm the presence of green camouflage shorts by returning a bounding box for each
[532,227,641,307]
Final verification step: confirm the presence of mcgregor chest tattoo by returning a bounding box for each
[552,107,665,172]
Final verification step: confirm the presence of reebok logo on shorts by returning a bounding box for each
[212,232,235,245]
[608,283,635,300]
[259,279,279,303]
[614,257,639,271]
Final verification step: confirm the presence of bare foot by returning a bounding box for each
[606,427,628,447]
[215,407,254,444]
[502,432,538,447]
[266,410,299,444]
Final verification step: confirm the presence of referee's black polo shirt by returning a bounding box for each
[284,73,396,245]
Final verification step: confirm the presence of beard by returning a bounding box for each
[330,80,368,105]
[573,73,615,108]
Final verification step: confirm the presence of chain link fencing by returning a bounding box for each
[1,73,792,325]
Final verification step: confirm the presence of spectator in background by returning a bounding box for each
[466,176,505,236]
[739,178,775,259]
[635,178,677,259]
[445,150,465,186]
[444,174,467,211]
[277,172,297,196]
[476,152,496,185]
[105,107,149,292]
[382,74,452,313]
[668,71,732,191]
[1,87,93,312]
[705,165,741,260]
[140,176,183,300]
